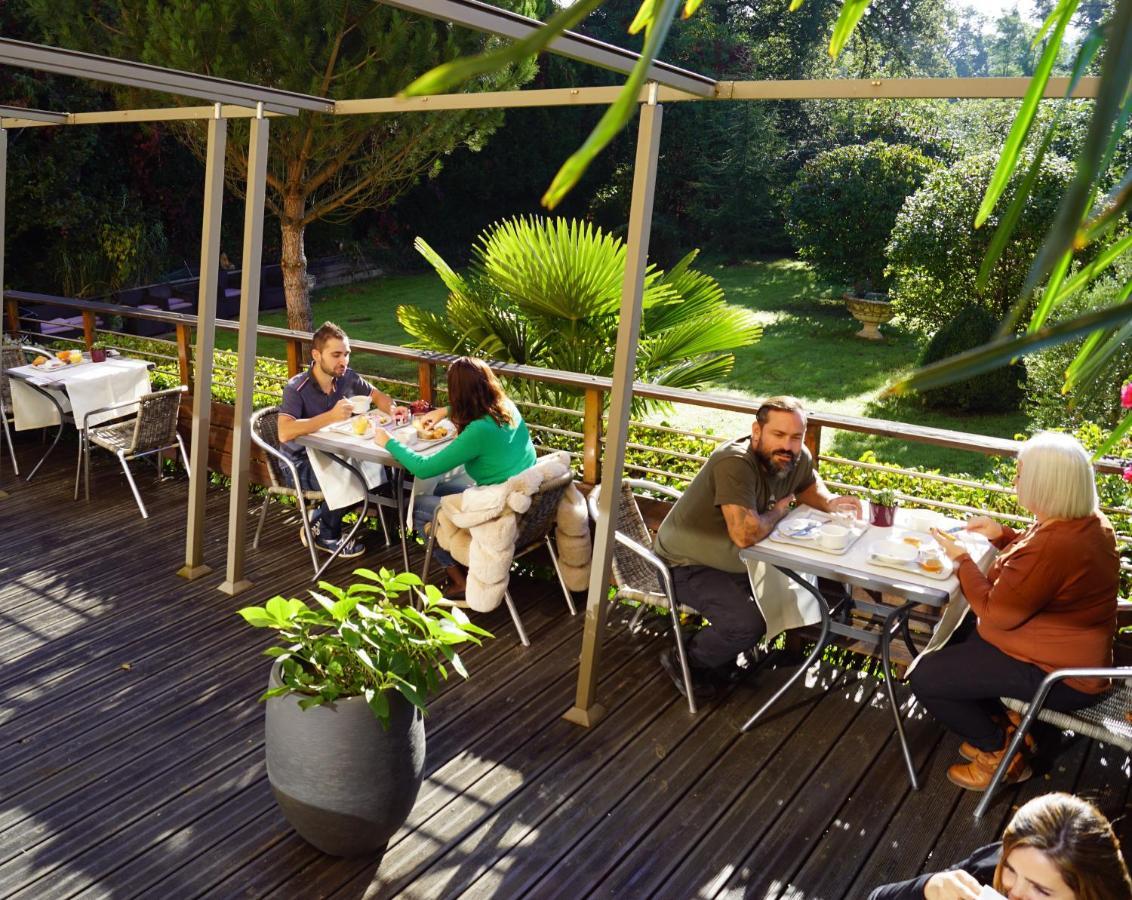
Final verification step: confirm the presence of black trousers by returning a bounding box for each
[908,624,1097,752]
[671,565,767,672]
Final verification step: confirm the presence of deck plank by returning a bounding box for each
[0,447,1127,900]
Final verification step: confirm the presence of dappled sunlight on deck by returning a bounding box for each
[1,443,1128,898]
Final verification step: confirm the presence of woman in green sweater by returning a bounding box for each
[373,356,537,595]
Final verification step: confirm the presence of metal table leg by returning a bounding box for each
[311,455,370,582]
[24,383,66,482]
[741,566,831,732]
[395,467,410,573]
[881,601,920,790]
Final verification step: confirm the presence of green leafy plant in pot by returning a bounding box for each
[869,488,899,528]
[238,567,491,857]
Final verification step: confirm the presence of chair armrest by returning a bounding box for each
[624,478,684,502]
[610,529,678,603]
[81,397,144,431]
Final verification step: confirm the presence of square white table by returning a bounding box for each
[739,504,997,789]
[6,356,153,481]
[295,419,456,579]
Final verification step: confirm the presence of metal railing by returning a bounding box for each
[8,291,1132,544]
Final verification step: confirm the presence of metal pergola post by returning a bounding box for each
[218,110,269,596]
[0,124,7,500]
[565,88,664,727]
[178,107,228,580]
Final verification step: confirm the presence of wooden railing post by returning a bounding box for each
[175,323,193,387]
[82,310,96,350]
[4,298,18,339]
[285,336,303,377]
[418,361,436,406]
[805,423,822,465]
[582,387,604,485]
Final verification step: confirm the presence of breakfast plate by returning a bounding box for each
[866,539,953,580]
[769,509,869,556]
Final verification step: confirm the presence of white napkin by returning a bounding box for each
[306,447,389,511]
[405,466,469,530]
[903,597,971,678]
[9,376,70,430]
[745,559,822,641]
[63,359,151,426]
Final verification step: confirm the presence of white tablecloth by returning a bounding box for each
[8,358,151,430]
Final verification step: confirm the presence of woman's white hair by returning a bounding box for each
[1015,431,1099,519]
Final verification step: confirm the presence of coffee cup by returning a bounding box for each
[348,395,371,414]
[817,524,850,551]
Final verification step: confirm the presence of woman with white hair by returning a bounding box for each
[911,431,1119,792]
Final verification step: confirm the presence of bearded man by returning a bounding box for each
[653,396,861,701]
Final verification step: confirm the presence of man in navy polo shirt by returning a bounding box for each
[278,321,406,557]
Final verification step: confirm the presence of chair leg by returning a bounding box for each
[176,434,190,473]
[2,413,18,476]
[504,589,530,647]
[667,600,697,715]
[252,496,270,550]
[84,435,92,501]
[74,431,84,500]
[118,450,148,519]
[293,494,321,576]
[421,527,438,582]
[974,705,1041,819]
[627,603,649,632]
[544,537,577,616]
[376,504,391,546]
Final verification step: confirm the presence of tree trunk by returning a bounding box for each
[280,190,312,334]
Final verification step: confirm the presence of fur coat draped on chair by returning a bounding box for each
[432,451,592,612]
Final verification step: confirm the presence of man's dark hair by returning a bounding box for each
[312,321,347,353]
[756,395,807,426]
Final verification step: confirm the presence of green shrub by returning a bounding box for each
[917,305,1025,413]
[886,150,1075,335]
[1025,254,1132,431]
[785,141,936,294]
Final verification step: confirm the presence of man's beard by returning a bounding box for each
[317,359,345,379]
[755,443,798,477]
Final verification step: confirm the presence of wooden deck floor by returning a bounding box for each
[1,442,1129,900]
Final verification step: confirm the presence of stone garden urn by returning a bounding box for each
[844,293,894,340]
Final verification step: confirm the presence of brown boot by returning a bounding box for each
[958,710,1036,761]
[948,745,1032,791]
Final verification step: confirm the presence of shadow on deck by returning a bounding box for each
[0,442,1128,899]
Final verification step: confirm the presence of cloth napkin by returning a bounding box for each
[745,559,822,641]
[306,444,389,511]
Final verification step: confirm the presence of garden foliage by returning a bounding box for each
[886,150,1075,335]
[397,216,762,414]
[785,141,936,294]
[917,305,1025,413]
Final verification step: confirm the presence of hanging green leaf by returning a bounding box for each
[828,0,872,59]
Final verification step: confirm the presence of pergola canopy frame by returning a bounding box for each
[0,16,1101,726]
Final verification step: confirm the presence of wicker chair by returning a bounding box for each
[974,666,1132,818]
[421,468,580,647]
[0,343,24,476]
[75,385,188,519]
[249,406,328,573]
[587,479,699,714]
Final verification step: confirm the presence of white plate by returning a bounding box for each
[330,417,376,440]
[893,530,936,551]
[869,539,918,564]
[866,546,953,580]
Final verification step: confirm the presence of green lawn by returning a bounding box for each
[226,258,1029,478]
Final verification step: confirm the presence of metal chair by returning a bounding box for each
[587,479,699,714]
[421,469,580,647]
[974,666,1132,818]
[75,384,188,519]
[0,343,24,476]
[249,406,329,574]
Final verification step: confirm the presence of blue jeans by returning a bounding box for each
[414,475,474,568]
[284,453,347,541]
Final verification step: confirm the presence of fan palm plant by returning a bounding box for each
[397,216,761,415]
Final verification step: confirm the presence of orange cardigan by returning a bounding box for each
[955,515,1119,694]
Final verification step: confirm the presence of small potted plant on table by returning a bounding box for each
[869,488,899,527]
[238,567,491,857]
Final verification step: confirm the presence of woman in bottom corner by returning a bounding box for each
[867,792,1131,900]
[912,431,1119,791]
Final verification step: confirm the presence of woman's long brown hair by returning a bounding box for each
[994,793,1132,900]
[446,357,514,432]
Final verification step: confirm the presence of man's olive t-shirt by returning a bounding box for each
[653,439,816,574]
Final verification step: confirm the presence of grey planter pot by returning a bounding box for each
[265,662,426,857]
